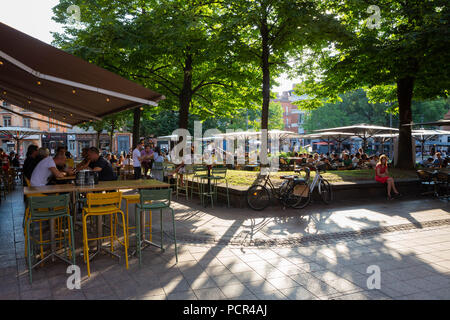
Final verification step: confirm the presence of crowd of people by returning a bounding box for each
[14,137,449,194]
[21,145,119,187]
[19,139,174,187]
[0,148,21,171]
[285,148,448,171]
[285,148,384,171]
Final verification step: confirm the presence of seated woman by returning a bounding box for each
[375,155,401,200]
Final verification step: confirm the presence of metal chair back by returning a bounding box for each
[86,192,122,209]
[28,194,70,219]
[139,188,171,207]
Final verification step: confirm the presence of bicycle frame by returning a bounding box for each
[257,173,292,200]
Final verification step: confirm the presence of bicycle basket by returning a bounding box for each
[293,184,309,196]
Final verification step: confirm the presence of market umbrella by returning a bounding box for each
[402,120,450,127]
[300,132,355,153]
[374,129,450,161]
[314,124,398,152]
[0,126,43,154]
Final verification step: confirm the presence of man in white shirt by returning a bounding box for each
[30,153,68,186]
[132,141,144,179]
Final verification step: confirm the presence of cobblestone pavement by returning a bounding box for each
[1,189,449,300]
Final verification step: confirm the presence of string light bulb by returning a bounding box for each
[140,107,144,111]
[106,97,110,102]
[37,81,41,85]
[0,61,3,66]
[72,89,76,94]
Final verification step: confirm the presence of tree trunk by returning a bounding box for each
[110,120,115,154]
[133,107,141,148]
[260,21,270,132]
[260,18,270,165]
[396,77,415,169]
[96,131,101,149]
[178,53,193,130]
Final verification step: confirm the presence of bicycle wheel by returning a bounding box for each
[288,182,311,209]
[247,185,271,211]
[319,178,332,204]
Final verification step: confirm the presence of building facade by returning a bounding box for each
[0,100,132,159]
[0,100,67,156]
[273,89,309,135]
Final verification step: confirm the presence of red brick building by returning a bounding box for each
[273,89,309,134]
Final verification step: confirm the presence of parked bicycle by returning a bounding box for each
[246,164,332,211]
[246,167,311,211]
[292,164,333,209]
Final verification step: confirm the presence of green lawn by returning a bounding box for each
[224,168,418,187]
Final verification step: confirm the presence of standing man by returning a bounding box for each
[132,141,144,180]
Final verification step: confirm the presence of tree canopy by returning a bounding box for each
[294,0,450,168]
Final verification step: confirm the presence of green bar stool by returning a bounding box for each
[210,167,230,208]
[26,194,76,284]
[191,165,208,204]
[134,188,178,265]
[176,164,193,200]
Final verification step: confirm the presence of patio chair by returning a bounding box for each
[25,194,75,283]
[82,192,128,277]
[118,193,153,248]
[209,167,230,208]
[416,170,437,197]
[163,162,176,189]
[191,165,208,201]
[151,162,164,181]
[435,172,449,198]
[121,165,134,180]
[135,188,178,265]
[176,164,193,200]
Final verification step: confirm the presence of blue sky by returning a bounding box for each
[0,0,296,92]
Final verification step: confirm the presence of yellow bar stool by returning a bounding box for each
[117,194,153,248]
[82,192,128,277]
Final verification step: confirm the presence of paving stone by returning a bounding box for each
[20,287,53,300]
[255,290,287,300]
[210,273,242,287]
[187,276,218,290]
[193,287,226,300]
[267,276,302,290]
[220,283,254,298]
[279,286,318,300]
[166,289,198,300]
[244,279,279,295]
[232,271,265,283]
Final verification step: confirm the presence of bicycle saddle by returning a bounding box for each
[280,175,297,180]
